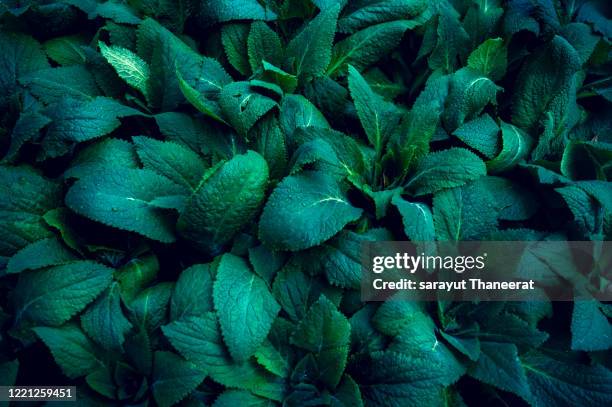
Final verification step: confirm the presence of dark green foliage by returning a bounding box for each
[1,1,611,406]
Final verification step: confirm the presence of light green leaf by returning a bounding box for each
[259,171,363,251]
[99,41,150,98]
[213,254,280,362]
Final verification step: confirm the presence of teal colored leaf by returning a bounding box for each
[291,296,350,388]
[129,282,173,332]
[453,114,500,159]
[512,35,581,132]
[329,21,409,75]
[285,6,340,79]
[14,261,113,326]
[152,351,206,407]
[392,195,435,241]
[468,342,532,403]
[178,151,269,250]
[6,237,77,274]
[171,264,214,321]
[259,171,363,251]
[213,390,273,407]
[248,21,282,72]
[338,0,428,33]
[467,37,507,81]
[348,65,400,151]
[571,300,612,351]
[406,148,487,196]
[66,168,184,243]
[34,323,102,379]
[19,65,100,103]
[133,136,206,191]
[82,283,132,351]
[219,82,277,135]
[199,0,276,24]
[522,352,612,407]
[163,314,285,400]
[213,254,280,362]
[487,121,533,173]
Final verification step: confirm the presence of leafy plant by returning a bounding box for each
[1,0,612,406]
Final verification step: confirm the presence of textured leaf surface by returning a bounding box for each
[213,254,280,362]
[259,171,363,251]
[13,261,113,326]
[66,168,184,243]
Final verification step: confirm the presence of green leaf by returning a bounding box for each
[199,0,276,24]
[7,237,77,274]
[352,351,452,407]
[512,35,581,132]
[34,323,101,379]
[152,351,206,407]
[177,69,227,124]
[392,195,435,241]
[163,314,285,400]
[291,296,350,388]
[279,95,329,139]
[171,264,214,321]
[66,168,184,243]
[221,23,251,76]
[487,120,533,173]
[522,352,612,407]
[468,342,532,403]
[338,0,428,33]
[42,96,143,159]
[406,148,487,196]
[43,35,87,66]
[133,136,206,191]
[453,114,500,159]
[248,21,282,72]
[213,254,280,362]
[428,2,470,73]
[0,32,49,109]
[259,171,363,251]
[571,300,612,351]
[213,390,273,407]
[443,67,500,130]
[99,42,150,98]
[329,21,409,75]
[13,261,113,325]
[348,65,400,151]
[219,82,277,135]
[467,38,507,81]
[82,283,132,351]
[285,6,340,80]
[129,282,173,332]
[20,65,100,103]
[178,151,269,250]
